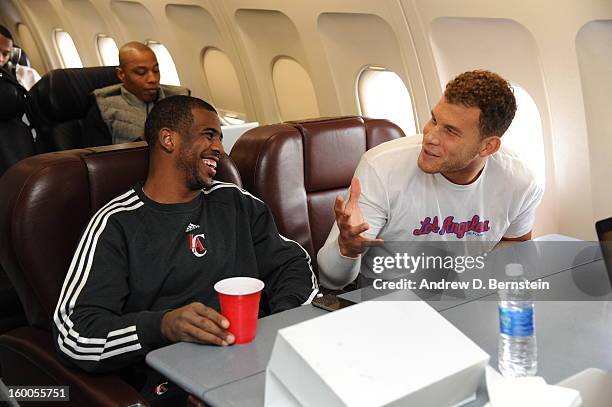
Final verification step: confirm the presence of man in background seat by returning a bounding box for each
[83,41,189,146]
[0,24,41,90]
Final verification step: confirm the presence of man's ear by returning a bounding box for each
[479,135,501,157]
[115,66,125,82]
[158,128,176,153]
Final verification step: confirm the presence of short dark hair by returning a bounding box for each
[0,25,13,41]
[444,70,517,137]
[145,95,217,147]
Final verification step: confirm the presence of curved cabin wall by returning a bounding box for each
[166,4,247,119]
[1,0,612,238]
[61,0,111,66]
[576,20,612,223]
[110,1,156,42]
[17,23,46,72]
[234,9,317,122]
[18,0,66,69]
[317,13,412,119]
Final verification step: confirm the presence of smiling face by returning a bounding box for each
[175,107,224,190]
[116,48,160,103]
[417,97,489,182]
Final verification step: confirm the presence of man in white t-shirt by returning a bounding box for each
[317,70,544,290]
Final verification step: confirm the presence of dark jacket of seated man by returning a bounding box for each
[52,95,319,375]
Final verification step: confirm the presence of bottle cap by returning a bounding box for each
[505,263,524,277]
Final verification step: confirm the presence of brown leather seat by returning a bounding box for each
[230,116,404,280]
[0,142,242,406]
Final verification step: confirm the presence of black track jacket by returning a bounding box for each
[52,181,318,373]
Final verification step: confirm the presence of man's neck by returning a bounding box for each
[142,177,200,204]
[441,159,486,185]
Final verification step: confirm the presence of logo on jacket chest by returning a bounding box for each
[188,232,207,257]
[413,215,490,239]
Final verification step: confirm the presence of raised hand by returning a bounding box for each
[334,177,383,258]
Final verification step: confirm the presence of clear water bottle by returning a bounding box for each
[498,263,537,377]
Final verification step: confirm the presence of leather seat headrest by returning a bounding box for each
[17,48,32,68]
[30,66,120,122]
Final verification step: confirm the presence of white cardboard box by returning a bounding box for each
[265,301,489,407]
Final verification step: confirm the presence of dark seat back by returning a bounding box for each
[0,71,31,337]
[0,142,242,329]
[29,66,119,152]
[0,68,35,177]
[230,116,404,275]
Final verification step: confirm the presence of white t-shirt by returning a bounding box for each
[317,136,544,289]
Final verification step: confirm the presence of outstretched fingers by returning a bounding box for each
[348,176,362,205]
[347,222,370,237]
[334,195,348,219]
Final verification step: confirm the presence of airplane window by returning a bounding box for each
[146,41,180,86]
[357,66,416,135]
[202,48,246,122]
[503,84,545,182]
[96,35,119,66]
[272,57,320,121]
[54,30,83,68]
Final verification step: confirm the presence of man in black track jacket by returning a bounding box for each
[52,96,318,388]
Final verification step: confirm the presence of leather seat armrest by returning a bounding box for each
[0,326,149,407]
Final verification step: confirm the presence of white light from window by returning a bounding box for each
[54,30,83,68]
[223,115,246,125]
[97,35,119,66]
[358,67,416,135]
[147,41,180,86]
[502,84,545,182]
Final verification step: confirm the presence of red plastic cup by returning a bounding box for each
[214,277,265,344]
